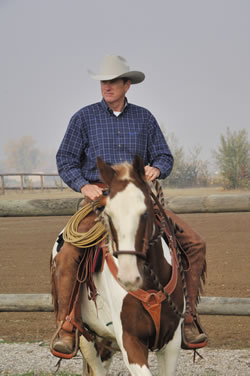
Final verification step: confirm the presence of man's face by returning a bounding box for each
[101,78,131,107]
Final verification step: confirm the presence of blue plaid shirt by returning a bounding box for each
[56,99,173,192]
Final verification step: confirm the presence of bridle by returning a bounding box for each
[108,181,167,261]
[112,214,151,261]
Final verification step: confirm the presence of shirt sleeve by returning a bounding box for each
[146,113,174,179]
[56,113,88,192]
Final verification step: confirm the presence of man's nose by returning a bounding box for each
[104,82,111,88]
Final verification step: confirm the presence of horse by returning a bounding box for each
[51,155,186,376]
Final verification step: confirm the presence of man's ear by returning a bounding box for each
[125,79,131,93]
[97,157,116,186]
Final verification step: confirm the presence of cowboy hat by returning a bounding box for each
[88,55,145,84]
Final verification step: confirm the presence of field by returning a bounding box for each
[0,188,250,350]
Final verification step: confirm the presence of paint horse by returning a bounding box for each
[52,156,185,376]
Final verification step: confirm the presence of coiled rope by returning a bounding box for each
[63,199,107,248]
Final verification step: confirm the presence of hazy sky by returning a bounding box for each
[0,0,249,168]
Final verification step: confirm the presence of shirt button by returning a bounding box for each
[118,144,121,147]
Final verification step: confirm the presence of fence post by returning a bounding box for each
[40,175,44,192]
[20,175,24,192]
[60,178,63,191]
[0,175,4,195]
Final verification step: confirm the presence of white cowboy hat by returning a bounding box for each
[88,55,145,84]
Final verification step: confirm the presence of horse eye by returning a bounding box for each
[141,212,148,220]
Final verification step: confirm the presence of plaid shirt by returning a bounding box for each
[56,99,173,192]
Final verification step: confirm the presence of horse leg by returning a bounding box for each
[119,331,152,376]
[79,336,106,376]
[79,335,116,376]
[156,321,182,376]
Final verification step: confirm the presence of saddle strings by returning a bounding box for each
[149,180,190,318]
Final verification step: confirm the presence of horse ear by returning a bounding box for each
[97,157,116,186]
[132,154,145,181]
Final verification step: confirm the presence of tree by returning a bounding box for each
[214,128,250,189]
[188,145,211,187]
[163,132,210,188]
[4,136,41,172]
[163,132,186,187]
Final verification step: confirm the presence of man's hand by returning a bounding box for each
[80,184,103,201]
[144,166,160,182]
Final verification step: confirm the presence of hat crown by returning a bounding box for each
[88,55,145,84]
[99,55,130,76]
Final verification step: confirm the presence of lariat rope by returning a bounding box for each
[62,198,107,248]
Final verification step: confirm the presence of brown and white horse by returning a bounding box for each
[52,155,185,375]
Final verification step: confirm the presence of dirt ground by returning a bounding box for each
[0,210,250,349]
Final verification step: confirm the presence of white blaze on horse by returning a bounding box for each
[51,155,186,376]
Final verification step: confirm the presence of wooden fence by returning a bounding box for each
[0,182,249,316]
[0,294,249,316]
[0,173,65,194]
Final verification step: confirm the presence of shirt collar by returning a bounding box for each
[101,97,128,115]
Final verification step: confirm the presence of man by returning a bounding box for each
[52,55,207,355]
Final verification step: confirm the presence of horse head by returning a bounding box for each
[97,155,156,291]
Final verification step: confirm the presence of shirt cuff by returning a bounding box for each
[73,177,89,192]
[151,164,163,179]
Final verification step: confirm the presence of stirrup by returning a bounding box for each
[181,316,208,350]
[50,320,80,359]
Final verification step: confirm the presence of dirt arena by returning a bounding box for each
[0,194,250,349]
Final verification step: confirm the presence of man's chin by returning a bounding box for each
[104,95,114,102]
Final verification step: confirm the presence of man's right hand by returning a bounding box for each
[80,184,104,201]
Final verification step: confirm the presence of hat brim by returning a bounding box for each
[88,70,145,84]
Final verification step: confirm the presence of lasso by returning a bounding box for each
[63,199,107,248]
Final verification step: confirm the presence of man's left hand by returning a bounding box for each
[144,166,160,181]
